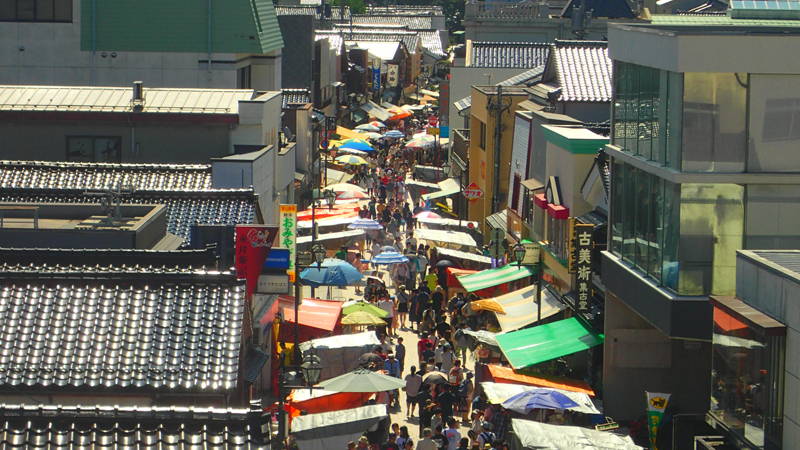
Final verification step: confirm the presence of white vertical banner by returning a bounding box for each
[279,204,297,282]
[388,64,399,87]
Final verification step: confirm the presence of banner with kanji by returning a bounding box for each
[647,392,671,450]
[573,223,593,313]
[280,204,298,282]
[235,225,278,299]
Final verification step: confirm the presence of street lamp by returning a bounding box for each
[324,189,337,210]
[513,243,527,268]
[300,347,323,385]
[312,243,326,268]
[275,345,326,450]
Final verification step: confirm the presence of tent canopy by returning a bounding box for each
[413,229,476,248]
[299,331,381,381]
[488,285,566,331]
[298,217,358,229]
[437,247,491,265]
[456,264,537,293]
[418,217,480,229]
[484,365,595,396]
[422,178,460,200]
[291,404,388,440]
[266,297,343,331]
[496,318,604,370]
[298,229,364,244]
[289,388,374,415]
[487,383,600,415]
[510,419,642,450]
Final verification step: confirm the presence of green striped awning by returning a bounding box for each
[495,318,604,370]
[455,264,537,292]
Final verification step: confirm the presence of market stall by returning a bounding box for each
[291,405,389,450]
[298,331,381,381]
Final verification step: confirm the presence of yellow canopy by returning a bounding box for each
[337,126,368,140]
[471,299,506,314]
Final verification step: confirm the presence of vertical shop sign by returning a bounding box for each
[573,223,593,313]
[280,204,298,282]
[646,392,671,450]
[235,225,278,299]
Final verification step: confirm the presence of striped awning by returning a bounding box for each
[455,264,537,293]
[491,285,566,331]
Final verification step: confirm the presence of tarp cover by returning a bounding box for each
[298,217,358,229]
[481,382,600,415]
[299,331,381,380]
[292,405,388,450]
[422,178,461,200]
[510,418,642,450]
[463,330,504,347]
[277,297,343,331]
[491,285,567,331]
[456,264,537,293]
[298,229,364,244]
[437,247,492,264]
[289,388,374,415]
[417,217,480,229]
[496,318,604,370]
[413,228,476,248]
[485,364,595,396]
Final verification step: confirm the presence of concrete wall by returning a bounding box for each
[448,66,528,130]
[544,140,596,218]
[747,74,800,173]
[0,1,280,90]
[0,120,231,164]
[736,254,800,448]
[603,291,713,422]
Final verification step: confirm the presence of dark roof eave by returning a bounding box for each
[0,110,240,124]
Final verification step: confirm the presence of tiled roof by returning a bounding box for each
[365,6,444,15]
[0,86,254,115]
[649,13,800,26]
[282,89,311,108]
[0,269,244,392]
[0,247,218,269]
[418,30,447,59]
[560,0,633,18]
[275,5,351,20]
[352,15,434,30]
[0,188,259,245]
[552,40,612,102]
[0,160,212,191]
[453,65,546,113]
[0,403,268,449]
[470,42,550,68]
[316,31,345,54]
[338,30,420,53]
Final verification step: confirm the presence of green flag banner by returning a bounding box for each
[646,392,671,450]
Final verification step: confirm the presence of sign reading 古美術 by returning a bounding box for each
[573,223,593,313]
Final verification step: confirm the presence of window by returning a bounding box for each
[479,121,486,150]
[0,0,71,22]
[710,306,785,449]
[510,174,521,213]
[545,214,569,260]
[67,136,121,163]
[237,66,251,90]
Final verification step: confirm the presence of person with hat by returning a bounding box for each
[476,423,495,448]
[467,410,483,444]
[358,436,371,450]
[384,351,401,408]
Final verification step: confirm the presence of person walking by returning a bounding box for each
[396,286,410,329]
[404,366,423,418]
[417,429,438,450]
[444,419,462,450]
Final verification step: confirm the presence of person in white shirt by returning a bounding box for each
[444,419,462,450]
[417,252,429,283]
[379,296,396,337]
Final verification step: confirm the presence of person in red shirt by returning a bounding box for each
[417,332,432,364]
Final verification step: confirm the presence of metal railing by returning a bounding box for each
[473,1,541,18]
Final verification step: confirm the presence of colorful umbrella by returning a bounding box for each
[387,106,412,120]
[356,124,380,132]
[338,139,374,152]
[338,147,368,155]
[335,155,368,165]
[383,130,405,138]
[364,132,383,140]
[405,137,435,149]
[413,211,441,219]
[501,388,581,414]
[369,121,387,128]
[336,190,368,200]
[342,311,387,326]
[372,251,410,265]
[299,259,364,288]
[342,300,389,318]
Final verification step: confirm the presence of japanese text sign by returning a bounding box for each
[235,225,279,299]
[573,223,593,314]
[388,64,399,87]
[280,204,298,282]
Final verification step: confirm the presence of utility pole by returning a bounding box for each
[491,85,504,214]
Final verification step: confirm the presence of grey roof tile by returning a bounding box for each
[351,15,435,30]
[552,40,612,102]
[470,42,550,68]
[0,248,218,269]
[275,5,351,20]
[282,89,311,108]
[0,403,269,449]
[0,160,212,191]
[453,65,546,113]
[0,270,244,393]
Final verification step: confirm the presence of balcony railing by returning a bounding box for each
[472,1,541,19]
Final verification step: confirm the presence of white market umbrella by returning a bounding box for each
[318,368,406,392]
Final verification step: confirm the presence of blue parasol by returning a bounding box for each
[300,258,364,287]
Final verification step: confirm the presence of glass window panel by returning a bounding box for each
[36,0,53,21]
[610,158,624,256]
[682,73,746,173]
[622,164,638,265]
[637,66,653,160]
[612,61,626,147]
[634,170,651,272]
[661,180,680,291]
[666,71,683,170]
[627,64,640,156]
[647,178,663,281]
[53,0,70,21]
[16,0,34,20]
[654,70,668,166]
[0,0,17,20]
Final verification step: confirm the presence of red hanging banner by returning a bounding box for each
[235,225,279,299]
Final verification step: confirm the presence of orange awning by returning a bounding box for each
[297,204,360,221]
[262,296,343,331]
[714,307,748,332]
[288,389,374,415]
[486,364,595,397]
